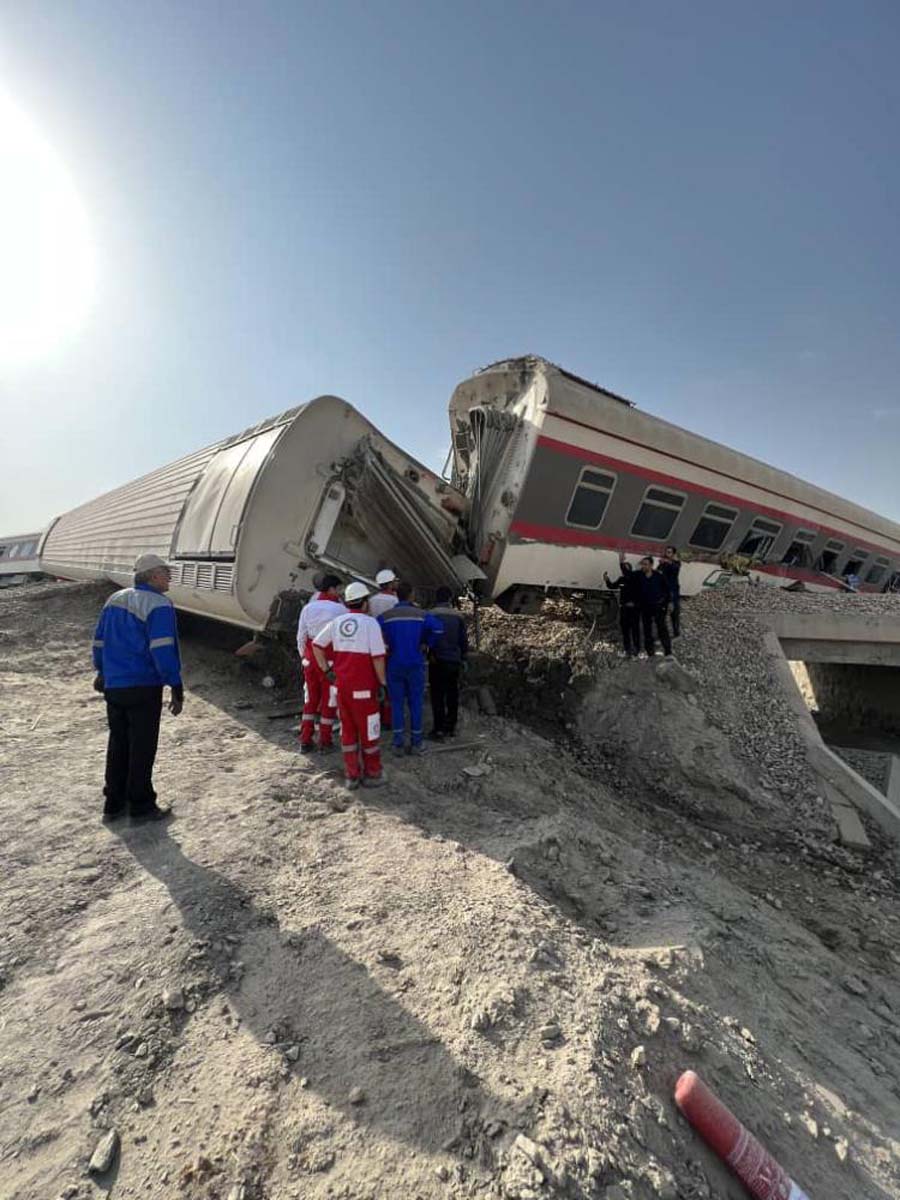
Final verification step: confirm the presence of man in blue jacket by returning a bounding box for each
[92,553,183,822]
[378,582,442,755]
[428,587,469,740]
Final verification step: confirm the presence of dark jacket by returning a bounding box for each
[659,559,681,599]
[429,605,469,664]
[606,570,643,607]
[636,569,670,609]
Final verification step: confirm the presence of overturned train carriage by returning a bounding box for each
[450,357,900,612]
[40,396,474,632]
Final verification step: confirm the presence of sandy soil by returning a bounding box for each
[1,582,899,1200]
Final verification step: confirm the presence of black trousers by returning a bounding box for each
[620,603,641,656]
[429,660,462,735]
[669,595,681,637]
[104,686,163,814]
[641,605,672,656]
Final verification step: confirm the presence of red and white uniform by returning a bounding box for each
[297,596,346,747]
[313,612,385,780]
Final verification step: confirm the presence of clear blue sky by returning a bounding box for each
[2,0,899,533]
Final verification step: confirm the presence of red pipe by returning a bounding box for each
[675,1071,811,1200]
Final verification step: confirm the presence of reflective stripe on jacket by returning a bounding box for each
[378,602,443,669]
[92,584,182,689]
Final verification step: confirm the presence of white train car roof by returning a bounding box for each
[41,396,468,630]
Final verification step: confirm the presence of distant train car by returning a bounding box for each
[448,357,900,612]
[40,396,476,631]
[0,532,43,586]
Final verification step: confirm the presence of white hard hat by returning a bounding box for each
[375,568,397,586]
[134,553,170,573]
[344,581,371,604]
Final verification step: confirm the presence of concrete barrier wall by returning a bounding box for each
[762,632,900,842]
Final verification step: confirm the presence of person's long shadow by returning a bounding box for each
[120,824,513,1160]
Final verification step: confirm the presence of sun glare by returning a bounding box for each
[0,94,96,365]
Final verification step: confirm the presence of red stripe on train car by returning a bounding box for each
[545,410,895,550]
[535,433,898,561]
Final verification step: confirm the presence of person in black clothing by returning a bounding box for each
[428,586,469,739]
[658,545,682,637]
[603,559,642,657]
[637,556,672,657]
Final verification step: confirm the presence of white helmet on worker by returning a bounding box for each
[344,581,371,605]
[375,568,397,587]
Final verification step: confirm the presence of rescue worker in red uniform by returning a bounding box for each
[312,582,387,790]
[296,574,346,753]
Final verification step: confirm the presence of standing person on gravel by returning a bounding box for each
[603,559,642,657]
[658,545,682,637]
[378,582,443,755]
[427,586,468,740]
[91,554,183,823]
[296,574,346,754]
[637,556,672,658]
[312,582,387,790]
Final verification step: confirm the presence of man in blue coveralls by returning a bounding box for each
[92,553,184,822]
[378,582,442,756]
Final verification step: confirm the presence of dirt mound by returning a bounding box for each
[2,584,899,1200]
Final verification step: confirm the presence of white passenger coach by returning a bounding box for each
[449,357,900,612]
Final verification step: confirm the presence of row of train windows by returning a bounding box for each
[564,469,894,583]
[0,541,38,560]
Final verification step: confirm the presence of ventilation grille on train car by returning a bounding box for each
[170,560,233,593]
[196,563,215,589]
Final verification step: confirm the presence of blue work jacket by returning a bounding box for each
[378,601,442,670]
[92,583,182,690]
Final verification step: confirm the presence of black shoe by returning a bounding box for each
[318,742,336,754]
[299,743,316,755]
[427,730,445,741]
[130,805,172,824]
[102,807,126,824]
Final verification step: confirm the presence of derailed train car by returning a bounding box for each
[449,357,900,612]
[40,396,476,632]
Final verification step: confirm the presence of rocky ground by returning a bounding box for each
[1,581,899,1200]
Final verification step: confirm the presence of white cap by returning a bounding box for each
[134,553,170,574]
[375,568,397,586]
[344,581,371,604]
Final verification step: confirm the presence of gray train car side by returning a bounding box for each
[449,357,900,609]
[0,532,43,585]
[41,395,472,631]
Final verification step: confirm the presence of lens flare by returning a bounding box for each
[0,94,96,364]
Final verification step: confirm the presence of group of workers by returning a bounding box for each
[296,568,469,790]
[89,543,683,820]
[604,545,681,658]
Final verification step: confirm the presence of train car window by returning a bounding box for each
[737,517,782,559]
[815,539,845,573]
[8,545,18,559]
[865,556,891,585]
[688,502,738,551]
[565,467,617,529]
[631,486,686,541]
[781,529,817,566]
[844,549,868,577]
[0,546,6,558]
